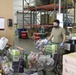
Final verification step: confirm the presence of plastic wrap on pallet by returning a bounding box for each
[29,0,35,7]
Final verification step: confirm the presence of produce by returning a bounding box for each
[45,45,52,52]
[44,44,58,54]
[10,49,20,56]
[51,44,58,54]
[71,33,76,37]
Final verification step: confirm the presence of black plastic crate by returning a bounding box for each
[13,65,24,73]
[12,59,25,73]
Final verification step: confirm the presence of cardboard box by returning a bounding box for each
[41,14,49,25]
[49,14,55,24]
[27,28,37,38]
[63,65,76,75]
[63,52,76,68]
[29,0,50,7]
[51,0,73,5]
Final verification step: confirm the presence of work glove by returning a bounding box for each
[43,39,49,45]
[59,42,64,47]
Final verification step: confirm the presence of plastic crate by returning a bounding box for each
[17,29,27,38]
[34,33,40,37]
[21,34,27,39]
[12,61,24,73]
[34,37,40,41]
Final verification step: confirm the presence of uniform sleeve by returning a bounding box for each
[62,28,66,35]
[51,28,54,34]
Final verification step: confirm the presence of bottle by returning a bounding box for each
[25,54,29,69]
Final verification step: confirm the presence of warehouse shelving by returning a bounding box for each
[17,0,75,29]
[24,4,65,11]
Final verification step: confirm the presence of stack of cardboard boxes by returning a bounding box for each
[41,14,55,25]
[63,52,76,75]
[41,14,49,25]
[72,26,76,33]
[52,0,73,5]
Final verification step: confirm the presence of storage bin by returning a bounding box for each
[34,33,40,37]
[17,29,27,38]
[12,61,24,73]
[34,37,40,41]
[21,34,27,39]
[21,31,27,34]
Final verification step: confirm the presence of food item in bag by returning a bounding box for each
[51,44,58,54]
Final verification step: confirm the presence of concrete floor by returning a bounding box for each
[14,37,57,75]
[14,37,36,54]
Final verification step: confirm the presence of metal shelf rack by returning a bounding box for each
[17,0,75,29]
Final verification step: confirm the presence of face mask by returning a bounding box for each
[53,25,59,28]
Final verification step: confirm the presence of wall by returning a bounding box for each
[0,0,14,46]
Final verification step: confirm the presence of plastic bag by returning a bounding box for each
[38,55,54,66]
[0,37,8,50]
[27,52,43,68]
[30,72,38,75]
[35,39,50,50]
